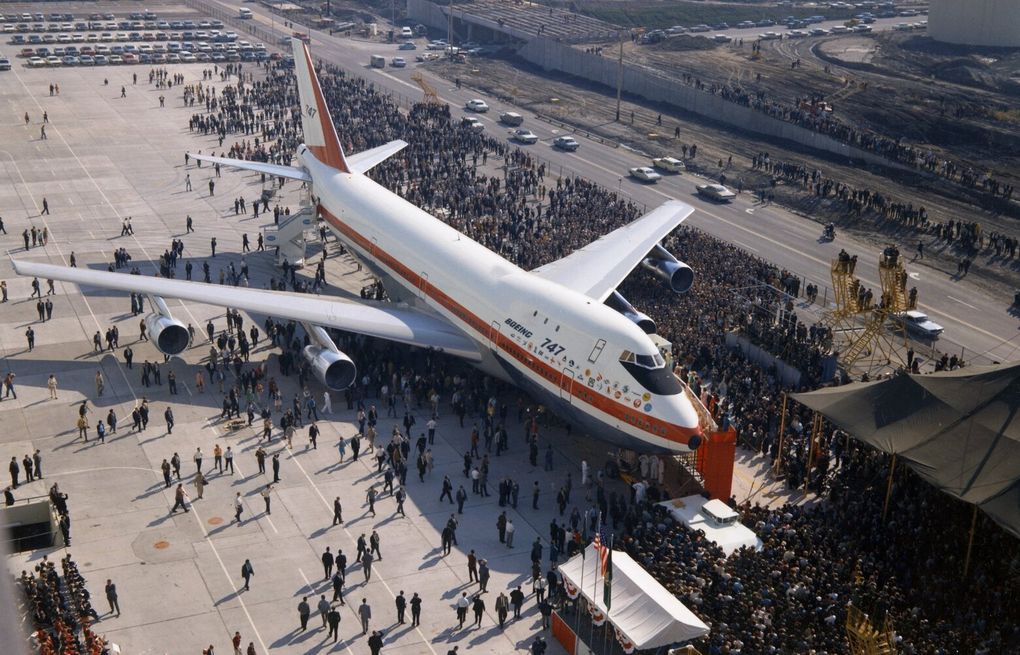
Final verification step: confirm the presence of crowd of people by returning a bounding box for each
[673,69,1016,203]
[18,554,109,655]
[749,151,1017,262]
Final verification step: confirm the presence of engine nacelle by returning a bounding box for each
[302,345,357,391]
[641,247,694,294]
[607,291,656,335]
[144,313,190,356]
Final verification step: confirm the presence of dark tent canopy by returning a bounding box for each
[792,361,1020,538]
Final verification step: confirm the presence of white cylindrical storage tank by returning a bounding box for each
[929,0,1020,48]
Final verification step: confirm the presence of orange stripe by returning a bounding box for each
[319,206,700,446]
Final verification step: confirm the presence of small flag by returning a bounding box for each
[602,543,613,611]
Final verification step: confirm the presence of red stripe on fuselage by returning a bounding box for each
[318,205,700,446]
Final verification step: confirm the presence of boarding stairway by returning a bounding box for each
[262,201,315,268]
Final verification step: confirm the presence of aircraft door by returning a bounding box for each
[559,368,573,403]
[418,272,428,300]
[489,321,501,351]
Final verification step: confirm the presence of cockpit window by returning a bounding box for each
[620,350,679,395]
[620,351,665,369]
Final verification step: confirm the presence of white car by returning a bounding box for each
[460,116,484,133]
[509,128,538,144]
[552,136,579,151]
[390,56,406,67]
[696,183,736,201]
[896,311,943,339]
[629,167,661,183]
[465,98,489,112]
[652,157,685,173]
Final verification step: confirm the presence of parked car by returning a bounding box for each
[629,167,661,183]
[509,128,538,144]
[696,183,736,201]
[652,157,685,173]
[465,98,489,112]
[398,41,416,50]
[552,136,579,151]
[895,311,943,338]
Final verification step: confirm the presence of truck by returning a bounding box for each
[238,8,253,19]
[370,54,385,68]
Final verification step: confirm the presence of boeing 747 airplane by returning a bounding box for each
[14,39,703,453]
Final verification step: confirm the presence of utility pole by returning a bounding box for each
[615,30,624,122]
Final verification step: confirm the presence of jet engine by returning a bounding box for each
[302,346,358,390]
[607,291,656,335]
[144,313,190,356]
[641,244,694,294]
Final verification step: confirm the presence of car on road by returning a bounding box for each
[465,98,489,112]
[652,157,685,173]
[0,54,11,70]
[398,41,416,50]
[689,24,710,33]
[499,111,523,126]
[552,136,579,151]
[416,52,439,62]
[895,311,943,339]
[696,183,736,201]
[809,28,830,36]
[788,30,808,38]
[629,167,661,183]
[759,31,782,40]
[460,116,484,133]
[390,56,406,67]
[509,128,538,144]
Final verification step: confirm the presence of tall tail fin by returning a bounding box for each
[292,38,350,173]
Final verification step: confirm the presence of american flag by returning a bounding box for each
[592,522,612,577]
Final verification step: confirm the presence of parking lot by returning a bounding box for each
[1,9,278,67]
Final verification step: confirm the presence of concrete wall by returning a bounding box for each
[930,0,1020,48]
[725,331,803,388]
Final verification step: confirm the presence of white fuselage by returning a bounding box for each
[298,146,701,453]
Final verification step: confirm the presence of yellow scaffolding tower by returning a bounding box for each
[826,250,914,375]
[411,72,440,105]
[846,603,897,655]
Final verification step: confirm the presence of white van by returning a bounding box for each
[238,8,253,19]
[370,54,385,68]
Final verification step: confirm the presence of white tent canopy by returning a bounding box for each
[558,544,710,649]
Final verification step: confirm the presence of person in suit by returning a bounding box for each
[241,559,254,591]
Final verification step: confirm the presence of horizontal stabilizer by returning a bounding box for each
[188,153,312,182]
[348,140,409,174]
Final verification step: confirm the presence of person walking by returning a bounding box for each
[233,492,244,524]
[478,560,490,593]
[225,446,234,474]
[322,547,334,580]
[241,559,254,591]
[232,632,242,655]
[361,550,374,582]
[194,447,203,475]
[395,590,407,624]
[170,484,189,513]
[455,592,469,629]
[358,598,372,634]
[365,486,377,517]
[272,453,280,482]
[194,471,206,500]
[506,519,516,548]
[261,485,272,515]
[410,592,422,626]
[47,374,58,399]
[467,550,478,583]
[327,605,341,642]
[510,586,525,619]
[317,595,331,628]
[164,406,174,434]
[495,592,509,629]
[368,630,383,655]
[471,595,485,628]
[105,579,120,616]
[298,597,311,631]
[332,497,344,525]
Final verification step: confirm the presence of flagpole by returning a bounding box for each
[574,527,585,637]
[589,516,600,648]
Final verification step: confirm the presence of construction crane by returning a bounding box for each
[411,71,440,104]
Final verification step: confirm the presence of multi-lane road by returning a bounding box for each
[213,0,1018,367]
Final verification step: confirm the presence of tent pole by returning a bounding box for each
[772,392,788,474]
[803,413,820,493]
[882,453,896,522]
[964,504,978,577]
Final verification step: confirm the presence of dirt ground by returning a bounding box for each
[427,54,1020,297]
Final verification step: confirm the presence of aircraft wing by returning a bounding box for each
[11,260,481,362]
[347,140,408,174]
[188,153,312,182]
[530,200,694,302]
